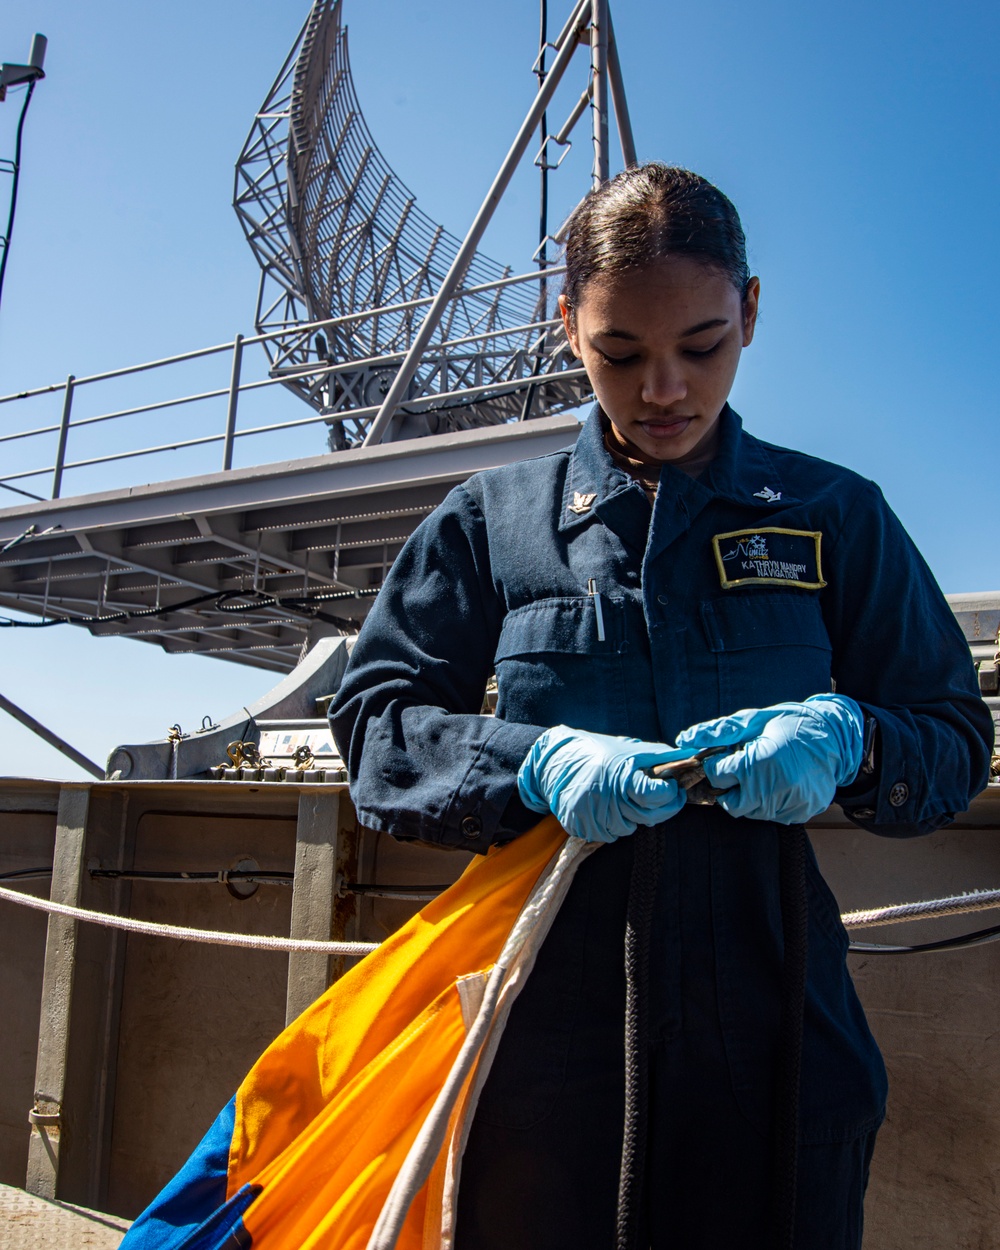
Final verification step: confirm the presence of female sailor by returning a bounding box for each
[329,163,991,1249]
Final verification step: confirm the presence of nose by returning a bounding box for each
[640,357,687,408]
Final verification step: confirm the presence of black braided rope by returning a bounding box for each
[615,826,666,1250]
[773,826,809,1249]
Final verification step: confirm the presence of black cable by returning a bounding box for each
[773,826,808,1250]
[0,480,44,501]
[0,586,378,631]
[348,882,453,896]
[0,866,453,898]
[88,868,450,896]
[0,79,36,317]
[849,923,1000,954]
[0,588,219,628]
[615,825,665,1250]
[89,868,294,884]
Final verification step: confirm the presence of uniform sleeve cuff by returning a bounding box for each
[836,705,949,835]
[445,719,546,852]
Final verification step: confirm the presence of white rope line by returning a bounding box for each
[0,885,379,955]
[841,887,1000,929]
[4,880,1000,947]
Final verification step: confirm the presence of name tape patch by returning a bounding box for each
[712,527,826,590]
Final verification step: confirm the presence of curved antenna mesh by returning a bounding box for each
[234,0,589,447]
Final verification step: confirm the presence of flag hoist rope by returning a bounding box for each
[0,884,379,955]
[2,882,1000,953]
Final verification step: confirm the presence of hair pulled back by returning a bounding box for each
[561,164,750,314]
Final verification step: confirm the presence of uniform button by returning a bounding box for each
[851,808,875,820]
[888,783,909,808]
[461,814,483,838]
[656,594,669,605]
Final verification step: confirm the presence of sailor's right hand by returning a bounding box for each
[517,725,687,843]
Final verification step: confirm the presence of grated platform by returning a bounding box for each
[0,1185,130,1249]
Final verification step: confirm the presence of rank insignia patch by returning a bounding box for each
[712,527,825,590]
[568,491,597,515]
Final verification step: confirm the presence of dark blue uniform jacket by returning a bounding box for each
[330,404,992,1143]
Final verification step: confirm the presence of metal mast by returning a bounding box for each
[0,34,47,318]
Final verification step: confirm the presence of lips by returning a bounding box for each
[641,417,692,439]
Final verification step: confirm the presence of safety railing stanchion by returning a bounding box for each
[50,374,74,499]
[222,334,244,471]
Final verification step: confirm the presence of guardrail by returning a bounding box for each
[0,265,588,503]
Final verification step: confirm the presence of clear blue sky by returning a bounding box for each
[0,0,997,779]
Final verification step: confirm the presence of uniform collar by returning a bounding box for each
[700,406,799,508]
[558,405,650,551]
[558,403,799,538]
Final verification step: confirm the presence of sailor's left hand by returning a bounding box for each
[675,694,865,824]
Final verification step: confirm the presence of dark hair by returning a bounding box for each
[561,164,750,314]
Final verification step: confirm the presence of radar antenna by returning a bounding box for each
[234,0,634,450]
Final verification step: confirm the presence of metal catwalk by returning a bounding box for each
[0,0,635,670]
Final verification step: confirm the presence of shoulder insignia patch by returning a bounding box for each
[712,527,826,590]
[568,491,597,515]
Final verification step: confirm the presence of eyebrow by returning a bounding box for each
[591,317,730,342]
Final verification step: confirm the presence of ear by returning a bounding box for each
[741,277,760,347]
[558,294,581,357]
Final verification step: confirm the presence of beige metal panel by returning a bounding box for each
[811,813,1000,1250]
[859,947,1000,1250]
[56,789,135,1211]
[102,808,296,1217]
[0,781,61,813]
[358,831,473,940]
[0,813,56,1188]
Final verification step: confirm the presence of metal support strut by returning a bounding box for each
[362,0,592,447]
[0,690,103,779]
[590,0,610,186]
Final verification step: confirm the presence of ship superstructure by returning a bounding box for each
[0,5,998,1247]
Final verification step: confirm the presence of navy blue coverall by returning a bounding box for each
[329,405,992,1249]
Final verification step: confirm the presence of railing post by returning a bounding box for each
[51,375,74,499]
[221,334,244,471]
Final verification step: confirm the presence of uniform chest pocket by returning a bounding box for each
[700,592,833,714]
[493,597,627,734]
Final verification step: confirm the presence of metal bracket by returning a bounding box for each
[28,1109,61,1127]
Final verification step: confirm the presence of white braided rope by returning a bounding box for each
[0,884,379,955]
[841,887,1000,929]
[366,838,594,1250]
[4,880,1000,947]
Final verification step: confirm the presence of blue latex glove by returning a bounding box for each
[675,694,864,825]
[518,725,688,843]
